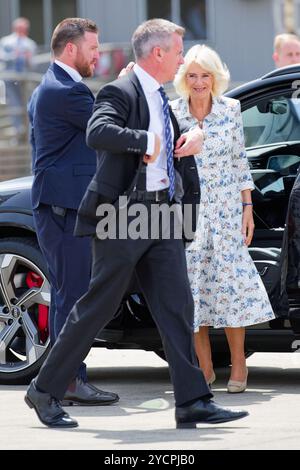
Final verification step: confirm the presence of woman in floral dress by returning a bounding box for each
[172,45,275,393]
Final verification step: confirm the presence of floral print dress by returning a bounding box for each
[172,96,275,330]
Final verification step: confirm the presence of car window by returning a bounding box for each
[242,95,300,147]
[251,169,284,195]
[267,154,300,173]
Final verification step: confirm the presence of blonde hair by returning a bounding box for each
[274,33,300,53]
[174,44,230,98]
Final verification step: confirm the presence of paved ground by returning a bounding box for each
[0,349,300,450]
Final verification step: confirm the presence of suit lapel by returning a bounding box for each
[128,71,150,130]
[128,71,180,148]
[170,107,180,148]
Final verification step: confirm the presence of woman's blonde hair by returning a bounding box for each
[174,44,230,98]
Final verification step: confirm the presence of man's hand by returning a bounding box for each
[143,134,161,164]
[174,127,205,158]
[118,61,135,78]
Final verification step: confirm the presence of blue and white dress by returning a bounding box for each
[172,96,275,330]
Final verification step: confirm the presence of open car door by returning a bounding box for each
[241,90,300,321]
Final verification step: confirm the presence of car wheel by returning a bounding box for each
[0,237,50,384]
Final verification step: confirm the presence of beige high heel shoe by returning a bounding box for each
[227,369,248,394]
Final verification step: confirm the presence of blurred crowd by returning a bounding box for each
[1,17,300,143]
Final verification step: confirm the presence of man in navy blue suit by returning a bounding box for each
[28,18,118,406]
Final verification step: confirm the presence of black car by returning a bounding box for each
[1,65,300,385]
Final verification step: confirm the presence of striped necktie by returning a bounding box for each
[158,86,175,201]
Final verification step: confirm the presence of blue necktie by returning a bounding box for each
[158,86,175,201]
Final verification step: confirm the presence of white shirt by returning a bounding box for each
[54,59,82,82]
[0,33,36,72]
[133,64,173,191]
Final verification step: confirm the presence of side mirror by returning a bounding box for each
[268,100,288,115]
[256,99,288,114]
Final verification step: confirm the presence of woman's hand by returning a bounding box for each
[242,206,255,246]
[118,62,135,78]
[174,127,205,158]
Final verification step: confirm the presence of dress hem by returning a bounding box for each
[194,313,275,331]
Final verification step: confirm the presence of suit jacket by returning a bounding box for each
[30,63,96,210]
[75,71,200,237]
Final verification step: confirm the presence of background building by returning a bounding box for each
[0,0,299,180]
[0,0,299,82]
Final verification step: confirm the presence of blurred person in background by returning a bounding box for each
[273,33,300,68]
[0,18,37,139]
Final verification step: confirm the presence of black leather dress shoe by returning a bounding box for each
[61,377,120,406]
[25,380,78,428]
[176,399,249,429]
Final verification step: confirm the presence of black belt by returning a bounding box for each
[130,189,169,202]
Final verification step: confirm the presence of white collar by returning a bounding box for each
[178,96,224,119]
[55,60,82,82]
[133,64,161,93]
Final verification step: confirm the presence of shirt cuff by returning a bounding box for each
[146,132,155,156]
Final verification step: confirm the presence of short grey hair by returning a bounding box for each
[132,18,185,60]
[12,17,30,30]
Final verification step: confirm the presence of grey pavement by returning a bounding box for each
[0,349,300,450]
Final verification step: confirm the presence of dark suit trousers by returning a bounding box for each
[35,205,212,406]
[33,205,91,381]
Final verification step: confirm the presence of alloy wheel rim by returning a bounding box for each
[0,253,50,374]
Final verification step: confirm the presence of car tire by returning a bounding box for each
[0,237,50,385]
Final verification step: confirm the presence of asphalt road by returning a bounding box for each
[0,349,300,450]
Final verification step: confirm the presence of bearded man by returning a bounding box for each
[28,18,118,406]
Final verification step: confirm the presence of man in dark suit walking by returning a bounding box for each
[25,19,248,428]
[28,18,118,406]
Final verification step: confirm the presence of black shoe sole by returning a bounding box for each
[24,395,78,428]
[176,412,249,429]
[61,396,119,407]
